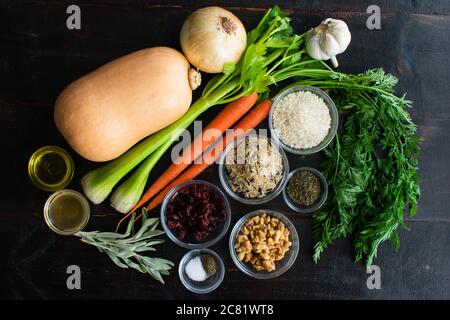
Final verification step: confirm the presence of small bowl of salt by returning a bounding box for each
[269,85,339,155]
[178,248,225,294]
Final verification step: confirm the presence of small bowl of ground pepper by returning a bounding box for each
[283,167,328,213]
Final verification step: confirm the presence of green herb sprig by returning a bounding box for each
[76,209,173,283]
[291,68,420,268]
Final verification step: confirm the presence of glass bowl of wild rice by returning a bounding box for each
[218,133,289,205]
[268,85,339,155]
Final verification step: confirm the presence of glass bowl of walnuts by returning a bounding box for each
[229,209,299,279]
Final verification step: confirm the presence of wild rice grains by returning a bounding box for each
[225,135,283,198]
[272,91,331,149]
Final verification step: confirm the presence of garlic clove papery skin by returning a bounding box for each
[305,18,351,68]
[323,19,351,53]
[320,33,342,57]
[305,34,330,60]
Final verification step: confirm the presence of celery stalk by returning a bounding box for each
[110,138,174,213]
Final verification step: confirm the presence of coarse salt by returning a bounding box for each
[185,256,208,282]
[272,91,331,149]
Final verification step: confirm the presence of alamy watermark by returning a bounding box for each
[66,5,81,30]
[366,5,381,30]
[170,123,271,166]
[66,265,81,290]
[366,265,381,290]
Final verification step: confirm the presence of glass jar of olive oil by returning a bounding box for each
[28,145,74,192]
[44,189,90,235]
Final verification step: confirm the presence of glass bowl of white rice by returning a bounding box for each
[268,85,338,155]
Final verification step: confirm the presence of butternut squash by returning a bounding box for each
[54,47,200,162]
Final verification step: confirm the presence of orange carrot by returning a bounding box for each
[141,100,272,216]
[128,92,258,214]
[115,93,259,232]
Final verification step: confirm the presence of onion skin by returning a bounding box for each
[180,6,247,74]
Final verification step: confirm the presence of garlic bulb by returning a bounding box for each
[180,6,247,73]
[305,18,351,68]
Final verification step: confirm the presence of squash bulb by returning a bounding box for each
[54,47,200,162]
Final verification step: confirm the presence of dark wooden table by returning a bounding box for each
[1,0,449,300]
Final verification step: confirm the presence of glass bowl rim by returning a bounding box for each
[218,132,290,205]
[282,167,329,213]
[228,209,299,279]
[178,248,225,294]
[43,189,90,235]
[28,145,75,192]
[268,85,339,155]
[160,179,232,249]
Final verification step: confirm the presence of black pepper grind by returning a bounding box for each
[200,255,217,277]
[287,171,321,206]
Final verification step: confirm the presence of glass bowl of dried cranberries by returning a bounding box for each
[160,180,232,249]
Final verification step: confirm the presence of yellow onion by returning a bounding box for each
[180,6,247,73]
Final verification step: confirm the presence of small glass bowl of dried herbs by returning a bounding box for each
[283,167,328,213]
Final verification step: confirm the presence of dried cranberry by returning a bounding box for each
[166,183,227,242]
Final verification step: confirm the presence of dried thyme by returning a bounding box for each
[287,171,321,206]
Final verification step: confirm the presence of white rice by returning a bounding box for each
[272,91,331,149]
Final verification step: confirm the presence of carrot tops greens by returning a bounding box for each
[291,69,420,267]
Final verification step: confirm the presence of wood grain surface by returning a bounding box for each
[1,0,449,299]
